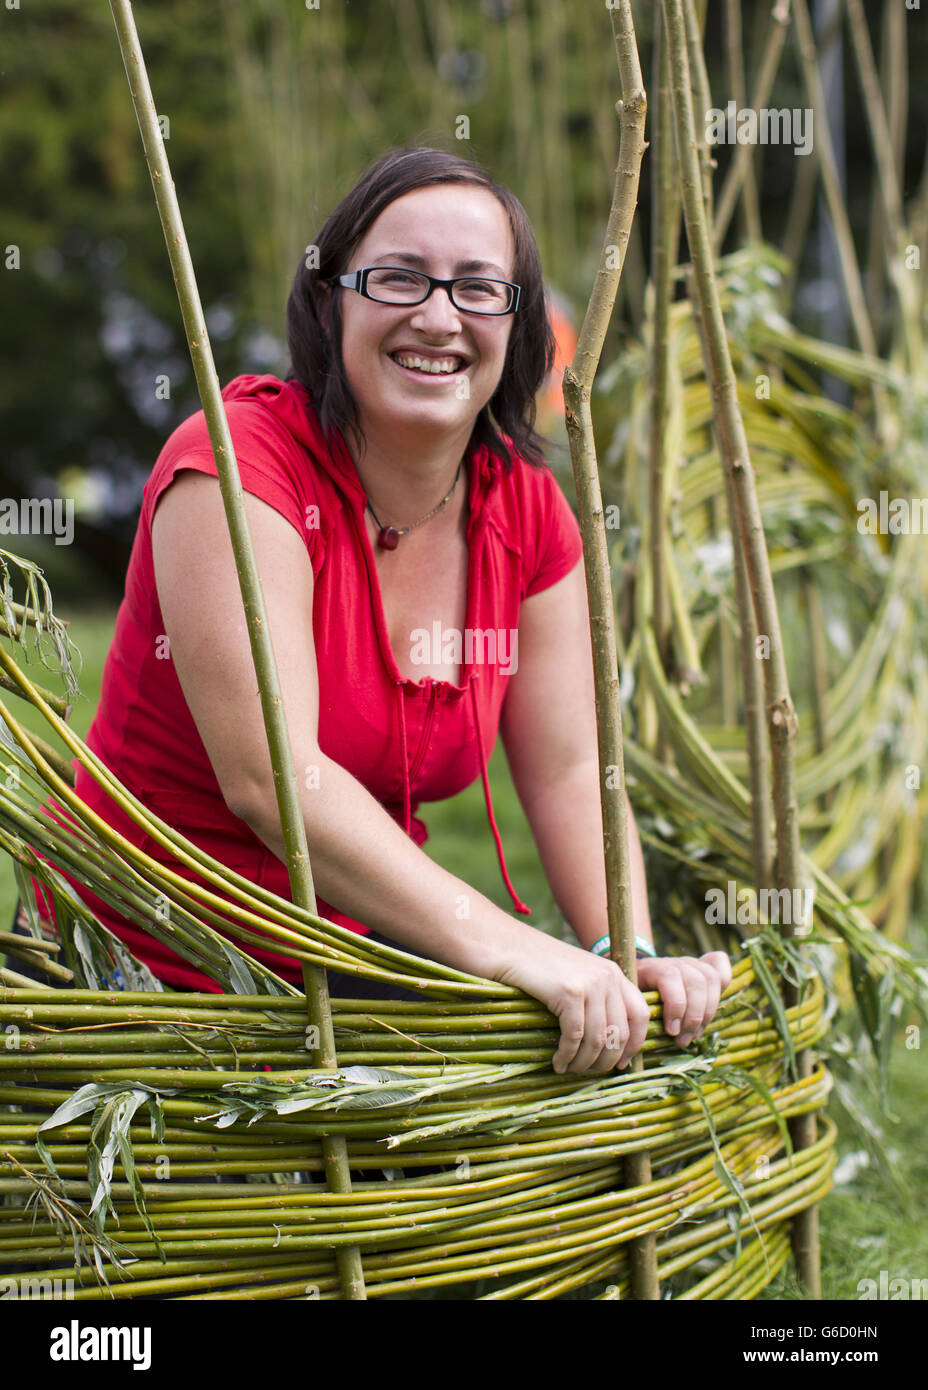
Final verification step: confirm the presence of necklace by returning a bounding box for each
[366,460,463,550]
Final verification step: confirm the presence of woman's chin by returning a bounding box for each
[368,396,475,438]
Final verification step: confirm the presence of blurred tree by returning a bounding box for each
[2,0,926,596]
[0,2,250,592]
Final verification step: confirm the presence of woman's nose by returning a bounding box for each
[409,287,463,334]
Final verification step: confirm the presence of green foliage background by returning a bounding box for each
[4,1,928,595]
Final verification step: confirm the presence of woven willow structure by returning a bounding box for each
[0,624,836,1297]
[0,542,904,1301]
[0,967,833,1300]
[0,597,838,1299]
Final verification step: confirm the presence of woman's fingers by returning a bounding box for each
[551,989,588,1075]
[550,958,645,1075]
[528,941,737,1075]
[638,951,733,1047]
[568,986,621,1075]
[673,959,708,1047]
[640,958,688,1038]
[701,950,733,992]
[615,975,650,1069]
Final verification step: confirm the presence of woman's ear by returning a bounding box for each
[315,281,336,365]
[316,280,334,335]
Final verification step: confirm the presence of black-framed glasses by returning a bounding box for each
[331,266,521,315]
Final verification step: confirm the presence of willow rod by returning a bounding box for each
[721,0,762,243]
[683,266,773,889]
[843,0,922,372]
[107,0,364,1298]
[647,8,677,758]
[712,1,792,253]
[562,1,658,1302]
[661,0,820,1297]
[789,0,878,369]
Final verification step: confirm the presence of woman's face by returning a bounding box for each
[335,184,516,450]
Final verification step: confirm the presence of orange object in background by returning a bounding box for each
[537,287,578,437]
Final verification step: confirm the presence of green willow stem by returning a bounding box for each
[800,568,833,816]
[867,3,906,332]
[661,0,820,1296]
[647,10,679,762]
[560,0,658,1303]
[684,268,773,889]
[721,0,762,242]
[789,0,880,427]
[713,1,791,251]
[682,0,714,223]
[107,0,364,1299]
[843,0,922,372]
[0,669,70,720]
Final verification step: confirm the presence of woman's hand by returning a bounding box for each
[635,951,733,1048]
[495,935,652,1075]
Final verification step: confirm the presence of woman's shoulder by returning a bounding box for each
[489,443,582,598]
[141,375,343,549]
[149,375,330,481]
[489,435,571,508]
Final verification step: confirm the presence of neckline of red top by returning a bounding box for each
[281,375,533,918]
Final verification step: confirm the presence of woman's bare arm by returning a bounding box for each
[151,470,650,1072]
[500,558,732,1047]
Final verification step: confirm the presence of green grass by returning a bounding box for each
[3,599,926,1299]
[421,745,571,939]
[0,599,117,933]
[756,1040,928,1301]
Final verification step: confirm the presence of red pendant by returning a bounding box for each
[378,526,400,550]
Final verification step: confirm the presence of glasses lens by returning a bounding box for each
[366,268,430,302]
[452,279,513,313]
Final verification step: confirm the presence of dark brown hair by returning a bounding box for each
[285,146,556,470]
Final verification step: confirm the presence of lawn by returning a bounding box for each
[0,598,118,933]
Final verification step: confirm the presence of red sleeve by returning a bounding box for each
[522,465,584,599]
[142,400,324,577]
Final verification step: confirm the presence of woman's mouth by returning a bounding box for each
[388,351,468,379]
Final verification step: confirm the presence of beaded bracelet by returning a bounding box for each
[590,933,657,959]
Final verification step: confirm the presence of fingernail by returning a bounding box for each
[667,1017,681,1036]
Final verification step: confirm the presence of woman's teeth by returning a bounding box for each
[392,353,463,375]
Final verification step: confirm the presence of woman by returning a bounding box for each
[31,146,730,1074]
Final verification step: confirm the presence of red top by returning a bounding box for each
[41,375,583,990]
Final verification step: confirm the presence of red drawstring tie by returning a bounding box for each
[395,678,413,835]
[395,677,531,915]
[468,677,531,916]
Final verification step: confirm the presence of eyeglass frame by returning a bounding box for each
[329,265,522,316]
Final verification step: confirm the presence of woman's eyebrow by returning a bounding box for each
[374,251,509,277]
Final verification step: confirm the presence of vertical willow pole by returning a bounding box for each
[722,0,762,242]
[660,0,821,1297]
[790,0,877,362]
[713,1,792,254]
[684,267,774,892]
[562,1,658,1301]
[843,0,922,372]
[647,12,677,765]
[108,0,365,1300]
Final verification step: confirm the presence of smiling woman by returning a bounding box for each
[45,145,730,1073]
